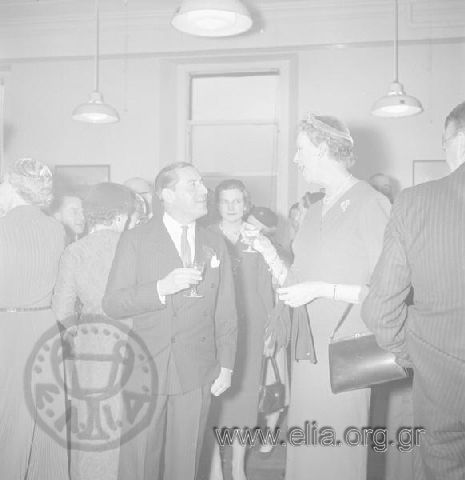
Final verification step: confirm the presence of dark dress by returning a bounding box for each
[0,205,68,480]
[210,224,274,428]
[285,182,390,480]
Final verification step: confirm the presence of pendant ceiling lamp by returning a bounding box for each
[72,0,119,124]
[371,0,423,118]
[171,0,253,37]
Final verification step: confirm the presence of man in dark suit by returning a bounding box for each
[103,162,237,480]
[362,102,465,479]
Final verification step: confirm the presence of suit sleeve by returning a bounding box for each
[361,191,412,366]
[102,231,166,319]
[213,237,238,370]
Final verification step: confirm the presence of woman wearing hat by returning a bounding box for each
[0,158,69,479]
[278,114,390,480]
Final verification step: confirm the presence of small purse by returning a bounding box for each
[328,304,409,394]
[258,355,286,415]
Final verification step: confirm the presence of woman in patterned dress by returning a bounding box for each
[52,182,135,480]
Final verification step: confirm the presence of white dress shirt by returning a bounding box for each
[157,213,196,304]
[163,212,196,264]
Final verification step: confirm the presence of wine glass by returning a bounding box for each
[185,260,205,298]
[241,223,260,253]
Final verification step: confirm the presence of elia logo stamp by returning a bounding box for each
[24,315,158,451]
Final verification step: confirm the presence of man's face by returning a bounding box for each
[371,175,393,202]
[56,196,85,235]
[164,167,207,222]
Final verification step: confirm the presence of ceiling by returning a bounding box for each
[0,0,463,60]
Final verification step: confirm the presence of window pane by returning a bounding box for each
[191,74,279,121]
[191,124,277,173]
[203,175,277,211]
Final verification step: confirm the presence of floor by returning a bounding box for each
[245,442,286,480]
[197,412,287,480]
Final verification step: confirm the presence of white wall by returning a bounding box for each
[3,40,464,201]
[5,56,161,183]
[295,41,465,197]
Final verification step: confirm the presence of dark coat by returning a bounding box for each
[102,216,238,395]
[362,163,465,415]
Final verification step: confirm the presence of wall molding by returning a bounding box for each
[0,0,463,59]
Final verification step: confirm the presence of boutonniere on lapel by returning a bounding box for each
[340,199,351,212]
[202,246,220,269]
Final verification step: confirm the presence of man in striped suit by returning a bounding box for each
[103,163,237,480]
[362,102,465,480]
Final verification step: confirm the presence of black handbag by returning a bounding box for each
[328,304,408,394]
[258,355,286,415]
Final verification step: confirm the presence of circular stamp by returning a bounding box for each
[24,315,158,451]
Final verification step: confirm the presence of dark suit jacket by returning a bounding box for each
[102,217,238,395]
[362,163,465,413]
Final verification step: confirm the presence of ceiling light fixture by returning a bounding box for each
[72,0,119,124]
[171,0,253,37]
[371,0,423,118]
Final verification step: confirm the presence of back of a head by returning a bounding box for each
[8,158,53,208]
[84,182,135,228]
[124,177,152,195]
[445,101,465,132]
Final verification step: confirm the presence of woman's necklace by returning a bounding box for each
[219,222,242,243]
[322,174,357,214]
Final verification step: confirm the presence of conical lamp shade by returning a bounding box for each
[171,0,252,37]
[72,91,119,124]
[371,81,423,118]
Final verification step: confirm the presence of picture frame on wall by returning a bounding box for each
[54,164,111,188]
[412,160,449,186]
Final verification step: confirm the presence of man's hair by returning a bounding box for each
[154,162,193,199]
[445,101,465,133]
[48,181,84,214]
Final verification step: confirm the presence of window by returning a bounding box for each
[176,59,293,214]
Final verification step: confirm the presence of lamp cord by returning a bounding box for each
[393,0,398,83]
[94,0,100,92]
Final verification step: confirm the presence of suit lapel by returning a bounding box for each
[147,218,183,274]
[194,224,210,264]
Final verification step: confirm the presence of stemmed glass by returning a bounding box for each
[184,260,206,298]
[241,223,260,253]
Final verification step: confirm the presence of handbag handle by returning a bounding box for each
[329,303,354,342]
[261,355,282,385]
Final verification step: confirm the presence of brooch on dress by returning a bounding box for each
[340,199,351,212]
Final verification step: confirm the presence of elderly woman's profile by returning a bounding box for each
[277,115,391,480]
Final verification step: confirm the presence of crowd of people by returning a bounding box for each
[0,101,464,480]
